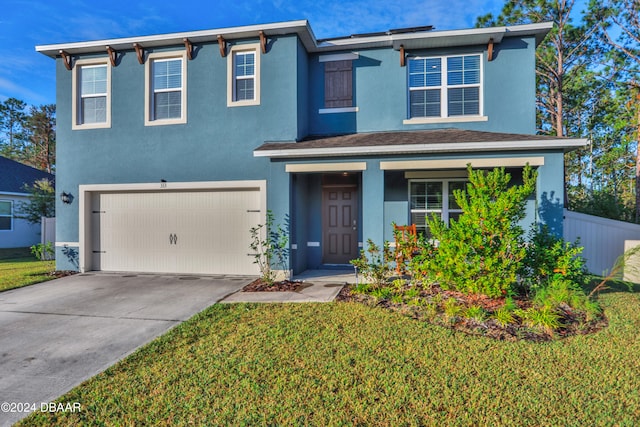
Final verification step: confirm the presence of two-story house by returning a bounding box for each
[36,20,586,277]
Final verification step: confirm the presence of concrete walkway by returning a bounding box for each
[0,273,252,427]
[221,269,355,303]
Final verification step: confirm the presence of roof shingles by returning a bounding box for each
[255,129,578,152]
[0,156,54,194]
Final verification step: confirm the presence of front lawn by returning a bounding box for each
[0,247,55,292]
[21,282,640,426]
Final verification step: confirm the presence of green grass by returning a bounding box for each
[20,283,640,426]
[0,247,55,292]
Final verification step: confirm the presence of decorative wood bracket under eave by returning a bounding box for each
[59,50,72,70]
[183,38,193,60]
[133,43,145,64]
[400,45,405,67]
[259,30,267,54]
[217,35,226,57]
[488,38,495,61]
[106,45,117,66]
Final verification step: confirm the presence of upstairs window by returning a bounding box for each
[0,200,12,231]
[408,54,481,119]
[234,51,255,101]
[228,44,261,107]
[72,59,111,129]
[145,52,187,126]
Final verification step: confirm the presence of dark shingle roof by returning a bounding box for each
[0,156,55,194]
[256,129,571,152]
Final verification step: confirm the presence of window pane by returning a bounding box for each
[448,211,462,224]
[236,78,255,101]
[447,55,480,85]
[426,182,443,209]
[0,216,10,230]
[448,181,467,209]
[410,89,440,118]
[411,211,427,234]
[81,96,106,124]
[0,201,11,216]
[409,58,440,88]
[410,182,426,209]
[448,87,479,116]
[153,59,182,90]
[154,91,181,120]
[236,53,255,77]
[80,65,107,95]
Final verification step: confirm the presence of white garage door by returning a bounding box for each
[90,189,262,275]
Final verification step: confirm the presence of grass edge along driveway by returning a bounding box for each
[0,247,55,292]
[20,282,640,426]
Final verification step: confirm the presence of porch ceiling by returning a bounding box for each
[254,129,588,158]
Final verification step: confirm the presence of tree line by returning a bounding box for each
[2,1,639,224]
[477,0,640,223]
[0,98,55,174]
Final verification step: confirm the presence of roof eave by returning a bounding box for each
[36,20,553,58]
[35,20,316,58]
[254,138,588,158]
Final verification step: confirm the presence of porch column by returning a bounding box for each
[537,152,565,236]
[362,160,385,249]
[268,161,291,272]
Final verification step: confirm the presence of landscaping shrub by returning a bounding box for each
[249,211,289,286]
[350,239,394,287]
[423,165,537,297]
[348,166,603,339]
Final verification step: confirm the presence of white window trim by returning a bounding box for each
[407,53,484,121]
[72,58,111,130]
[408,179,467,233]
[145,51,187,126]
[0,199,13,232]
[227,43,261,107]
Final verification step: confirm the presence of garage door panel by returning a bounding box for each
[92,187,262,275]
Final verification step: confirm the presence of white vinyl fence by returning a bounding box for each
[41,217,55,260]
[563,209,640,277]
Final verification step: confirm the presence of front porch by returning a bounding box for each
[255,129,584,276]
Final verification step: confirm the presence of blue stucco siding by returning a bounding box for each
[54,35,303,255]
[50,23,562,274]
[308,36,537,136]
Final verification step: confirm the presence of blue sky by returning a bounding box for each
[1,0,510,107]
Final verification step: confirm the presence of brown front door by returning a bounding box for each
[322,186,358,264]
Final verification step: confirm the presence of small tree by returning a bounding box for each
[249,211,289,286]
[18,178,55,224]
[424,165,537,297]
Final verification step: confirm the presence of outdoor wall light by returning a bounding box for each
[60,192,73,204]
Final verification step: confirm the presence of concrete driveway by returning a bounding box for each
[0,273,252,426]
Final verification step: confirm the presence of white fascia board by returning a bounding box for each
[36,20,314,57]
[254,138,588,158]
[317,22,553,52]
[0,191,29,197]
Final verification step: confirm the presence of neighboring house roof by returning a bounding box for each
[254,129,588,158]
[35,20,552,58]
[0,156,54,194]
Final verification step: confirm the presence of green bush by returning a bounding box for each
[424,165,537,297]
[30,242,54,261]
[350,239,394,287]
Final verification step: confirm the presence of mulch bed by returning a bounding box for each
[242,278,303,292]
[336,284,608,342]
